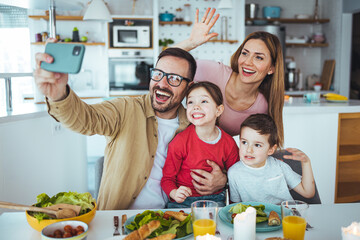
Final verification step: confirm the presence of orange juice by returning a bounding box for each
[283,215,307,240]
[193,219,216,238]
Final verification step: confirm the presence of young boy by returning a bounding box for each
[228,114,315,204]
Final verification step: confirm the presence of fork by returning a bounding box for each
[291,208,313,230]
[113,216,121,236]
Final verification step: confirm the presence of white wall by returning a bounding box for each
[0,115,87,213]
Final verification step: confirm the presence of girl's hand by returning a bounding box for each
[174,8,220,51]
[283,148,310,163]
[170,186,192,203]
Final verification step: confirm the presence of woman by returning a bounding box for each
[175,8,285,147]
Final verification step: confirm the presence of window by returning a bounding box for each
[0,4,33,109]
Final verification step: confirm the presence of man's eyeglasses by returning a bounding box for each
[150,68,191,87]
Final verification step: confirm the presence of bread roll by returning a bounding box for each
[268,211,281,226]
[150,233,177,240]
[164,211,188,221]
[124,220,160,240]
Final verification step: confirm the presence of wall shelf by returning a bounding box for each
[208,40,239,44]
[245,18,330,24]
[31,42,105,46]
[29,15,83,21]
[286,43,329,47]
[159,21,192,26]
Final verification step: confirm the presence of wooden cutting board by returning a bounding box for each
[320,60,336,90]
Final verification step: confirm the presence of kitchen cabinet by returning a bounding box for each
[245,18,330,24]
[335,112,360,203]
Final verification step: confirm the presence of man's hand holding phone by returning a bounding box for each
[33,38,85,101]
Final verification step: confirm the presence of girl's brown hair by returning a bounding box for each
[230,31,284,147]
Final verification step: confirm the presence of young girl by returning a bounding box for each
[161,81,239,208]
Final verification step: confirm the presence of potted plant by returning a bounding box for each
[159,38,174,51]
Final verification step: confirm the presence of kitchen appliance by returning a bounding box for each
[112,25,150,48]
[263,6,281,19]
[109,19,152,48]
[245,25,286,62]
[245,3,259,19]
[285,61,300,91]
[108,50,153,90]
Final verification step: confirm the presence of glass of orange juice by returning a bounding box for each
[281,200,309,240]
[191,200,218,239]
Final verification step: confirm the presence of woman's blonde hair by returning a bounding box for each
[230,31,284,147]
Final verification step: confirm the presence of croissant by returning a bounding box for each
[124,220,161,240]
[150,233,177,240]
[268,211,281,226]
[164,211,188,221]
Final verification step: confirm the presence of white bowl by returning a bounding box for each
[41,220,88,240]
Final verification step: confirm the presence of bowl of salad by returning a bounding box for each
[26,191,96,232]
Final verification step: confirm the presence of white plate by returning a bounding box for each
[103,236,127,240]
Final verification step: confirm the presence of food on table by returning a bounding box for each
[324,93,348,101]
[164,210,188,221]
[126,210,193,239]
[30,191,96,222]
[268,211,281,226]
[265,238,291,240]
[124,220,160,240]
[46,224,85,238]
[229,203,268,223]
[151,233,177,240]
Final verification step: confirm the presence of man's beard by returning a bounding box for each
[150,86,181,113]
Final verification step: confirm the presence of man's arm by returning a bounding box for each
[190,160,227,195]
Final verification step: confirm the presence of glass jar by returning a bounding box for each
[184,4,191,22]
[175,8,184,21]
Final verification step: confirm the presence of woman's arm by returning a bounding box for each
[174,8,220,51]
[285,148,316,198]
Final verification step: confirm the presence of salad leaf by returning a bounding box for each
[126,210,193,238]
[31,191,96,222]
[229,203,268,223]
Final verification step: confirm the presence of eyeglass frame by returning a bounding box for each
[150,68,192,87]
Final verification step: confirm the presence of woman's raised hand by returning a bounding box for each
[33,38,69,102]
[175,8,220,51]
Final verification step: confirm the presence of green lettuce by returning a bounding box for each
[31,191,96,222]
[229,203,268,223]
[126,210,193,238]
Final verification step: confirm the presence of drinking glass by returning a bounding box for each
[191,200,218,239]
[281,200,309,240]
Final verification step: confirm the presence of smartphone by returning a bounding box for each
[41,43,85,74]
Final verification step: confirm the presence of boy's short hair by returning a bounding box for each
[240,114,279,147]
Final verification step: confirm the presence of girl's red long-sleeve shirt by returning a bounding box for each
[161,124,239,199]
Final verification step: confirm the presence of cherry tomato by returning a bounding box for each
[163,213,170,220]
[77,230,84,235]
[76,225,85,232]
[63,232,72,238]
[231,213,237,219]
[64,225,73,233]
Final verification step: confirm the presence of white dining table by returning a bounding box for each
[0,203,359,240]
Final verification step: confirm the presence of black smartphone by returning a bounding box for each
[41,43,85,74]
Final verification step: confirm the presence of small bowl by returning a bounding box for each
[26,203,96,232]
[41,220,88,240]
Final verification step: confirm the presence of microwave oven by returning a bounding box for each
[113,25,151,48]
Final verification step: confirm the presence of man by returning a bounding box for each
[34,45,227,210]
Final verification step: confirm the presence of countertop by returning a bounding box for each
[1,95,360,123]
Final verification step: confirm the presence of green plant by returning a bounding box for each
[159,38,174,47]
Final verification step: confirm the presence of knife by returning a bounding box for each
[121,214,127,235]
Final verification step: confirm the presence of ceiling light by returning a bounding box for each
[83,0,112,22]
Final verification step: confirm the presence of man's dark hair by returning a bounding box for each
[157,47,197,81]
[240,114,279,147]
